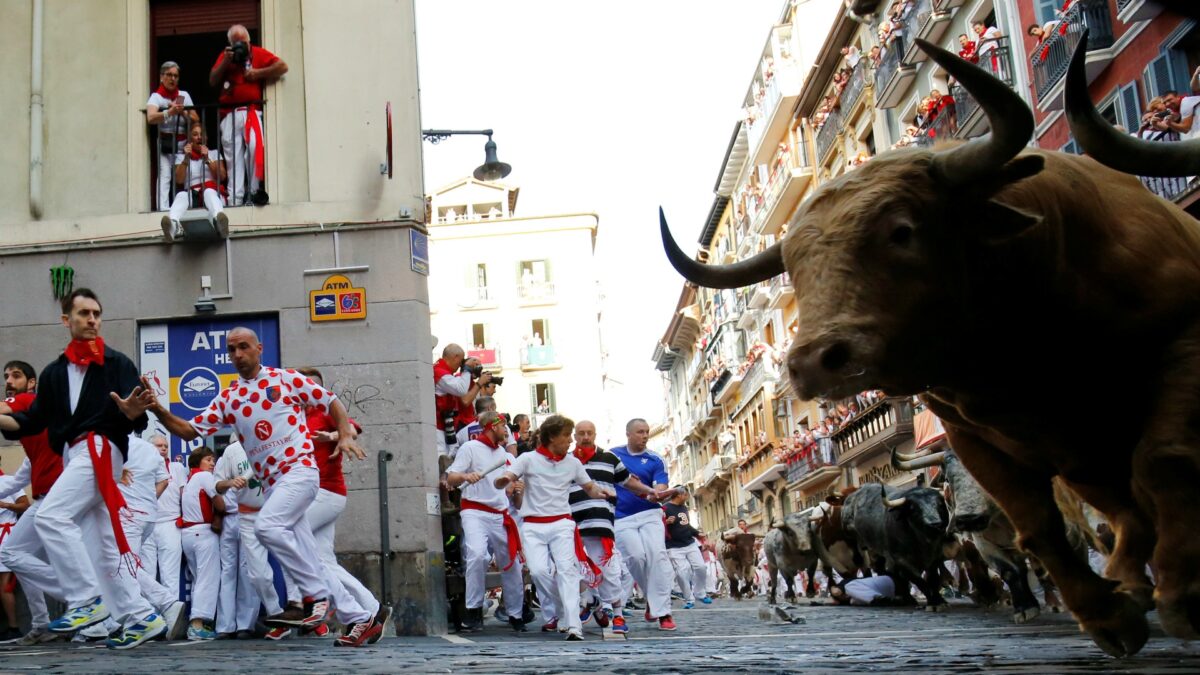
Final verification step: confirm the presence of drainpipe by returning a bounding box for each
[29,0,44,219]
[377,449,394,606]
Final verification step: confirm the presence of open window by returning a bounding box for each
[530,383,557,414]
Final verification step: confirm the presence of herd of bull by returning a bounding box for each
[663,30,1200,658]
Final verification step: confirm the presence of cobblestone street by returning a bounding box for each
[3,596,1198,673]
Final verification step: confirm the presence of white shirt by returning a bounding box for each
[447,439,514,511]
[190,366,331,490]
[181,469,218,526]
[1180,96,1200,140]
[146,89,195,137]
[119,436,169,518]
[435,370,471,397]
[0,487,23,528]
[507,451,591,518]
[67,362,87,415]
[978,27,1002,54]
[844,575,896,605]
[155,459,188,524]
[0,458,31,497]
[213,441,252,513]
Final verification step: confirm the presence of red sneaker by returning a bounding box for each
[594,608,611,628]
[264,626,293,640]
[334,618,382,648]
[301,598,329,627]
[658,615,677,631]
[540,618,558,632]
[644,609,655,622]
[611,614,628,633]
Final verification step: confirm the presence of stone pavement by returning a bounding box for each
[2,596,1197,673]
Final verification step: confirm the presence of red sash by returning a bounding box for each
[242,107,266,180]
[0,522,12,546]
[524,514,603,588]
[461,498,522,571]
[82,433,140,577]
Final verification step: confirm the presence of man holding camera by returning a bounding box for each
[210,24,287,206]
[433,345,493,457]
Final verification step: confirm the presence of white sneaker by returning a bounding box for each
[564,629,584,641]
[160,215,177,242]
[215,211,229,238]
[162,600,187,641]
[79,622,111,641]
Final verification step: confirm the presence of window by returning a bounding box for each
[466,263,489,300]
[530,383,556,413]
[1061,137,1082,155]
[1096,83,1141,135]
[1034,0,1059,25]
[470,323,488,349]
[518,259,554,300]
[530,319,551,346]
[1145,50,1193,100]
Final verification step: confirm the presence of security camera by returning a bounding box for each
[195,297,217,313]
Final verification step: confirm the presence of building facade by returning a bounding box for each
[0,0,445,634]
[426,178,606,435]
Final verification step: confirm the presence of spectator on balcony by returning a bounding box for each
[957,34,978,64]
[537,399,551,414]
[974,22,1002,55]
[841,45,861,69]
[867,46,882,68]
[146,61,198,211]
[160,122,228,242]
[210,24,288,206]
[1138,97,1179,141]
[1161,92,1200,142]
[847,402,860,420]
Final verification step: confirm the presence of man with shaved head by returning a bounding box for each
[433,344,491,457]
[568,420,660,634]
[144,327,383,646]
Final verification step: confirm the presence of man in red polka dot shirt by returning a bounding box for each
[145,327,382,647]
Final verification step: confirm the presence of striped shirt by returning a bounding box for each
[568,447,629,539]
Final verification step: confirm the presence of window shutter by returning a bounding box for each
[1145,54,1173,99]
[1119,83,1141,134]
[542,319,551,345]
[544,258,552,283]
[1062,138,1079,155]
[548,384,557,412]
[1168,49,1191,92]
[529,385,538,412]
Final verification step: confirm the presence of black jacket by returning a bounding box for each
[2,345,147,459]
[664,502,700,549]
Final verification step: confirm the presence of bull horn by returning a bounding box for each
[891,448,946,471]
[893,449,923,462]
[915,39,1033,186]
[1064,31,1200,177]
[660,207,785,289]
[882,493,907,508]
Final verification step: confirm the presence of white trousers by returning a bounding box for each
[580,536,624,608]
[143,520,183,601]
[0,498,49,627]
[705,558,720,594]
[307,489,377,621]
[219,108,262,205]
[668,541,707,601]
[521,519,581,633]
[238,510,283,618]
[181,526,220,621]
[127,513,177,613]
[35,439,152,623]
[216,512,240,633]
[156,144,183,210]
[168,188,223,223]
[254,468,338,613]
[460,509,523,618]
[615,508,672,619]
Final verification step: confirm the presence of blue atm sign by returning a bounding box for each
[309,274,367,322]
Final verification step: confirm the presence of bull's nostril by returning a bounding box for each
[819,342,851,372]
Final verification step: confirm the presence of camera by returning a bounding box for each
[465,363,502,385]
[230,40,251,64]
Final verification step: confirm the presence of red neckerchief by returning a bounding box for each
[535,446,565,462]
[189,147,205,161]
[64,336,105,366]
[155,84,178,100]
[477,433,500,450]
[574,444,597,465]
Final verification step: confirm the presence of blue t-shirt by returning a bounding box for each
[611,445,669,519]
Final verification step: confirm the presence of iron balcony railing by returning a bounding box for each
[1030,0,1115,103]
[786,441,837,483]
[953,37,1014,139]
[832,396,914,463]
[913,0,935,36]
[874,34,908,97]
[952,83,977,137]
[1141,175,1195,202]
[842,60,868,113]
[815,108,843,164]
[521,345,556,367]
[516,281,556,302]
[148,100,268,213]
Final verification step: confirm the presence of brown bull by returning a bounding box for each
[662,39,1200,657]
[720,533,757,600]
[810,495,872,581]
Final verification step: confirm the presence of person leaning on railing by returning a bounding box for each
[146,61,198,211]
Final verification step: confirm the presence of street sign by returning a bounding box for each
[410,229,429,276]
[309,274,367,322]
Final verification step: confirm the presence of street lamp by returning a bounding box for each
[421,129,512,181]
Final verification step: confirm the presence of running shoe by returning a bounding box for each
[265,626,294,640]
[264,604,307,628]
[579,600,596,625]
[107,613,167,650]
[700,596,713,605]
[644,609,655,622]
[564,629,583,641]
[540,618,558,632]
[48,597,109,633]
[334,617,382,647]
[683,601,695,610]
[369,605,392,644]
[611,614,628,633]
[186,624,217,641]
[16,626,65,645]
[594,608,611,629]
[658,615,677,631]
[301,597,330,627]
[162,600,188,641]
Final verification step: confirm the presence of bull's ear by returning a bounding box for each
[977,200,1042,244]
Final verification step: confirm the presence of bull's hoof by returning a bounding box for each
[1119,583,1155,613]
[1012,605,1040,624]
[1079,594,1150,657]
[1156,587,1200,640]
[805,589,817,599]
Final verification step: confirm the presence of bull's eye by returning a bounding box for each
[889,224,914,247]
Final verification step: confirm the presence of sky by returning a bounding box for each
[416,0,788,438]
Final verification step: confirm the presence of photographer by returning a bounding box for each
[210,24,287,206]
[433,344,493,457]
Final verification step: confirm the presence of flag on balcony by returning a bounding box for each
[914,409,947,450]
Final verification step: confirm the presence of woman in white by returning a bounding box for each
[145,61,197,211]
[179,449,227,641]
[161,122,228,242]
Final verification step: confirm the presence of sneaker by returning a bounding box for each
[683,601,695,610]
[565,629,583,641]
[303,623,330,638]
[369,605,391,644]
[265,626,294,641]
[508,616,528,633]
[334,617,382,648]
[235,630,257,640]
[540,618,558,632]
[658,615,677,631]
[49,597,110,633]
[186,625,217,641]
[644,609,655,623]
[460,607,482,633]
[264,604,307,628]
[579,603,594,625]
[594,608,611,629]
[301,597,330,627]
[162,600,187,641]
[214,211,230,238]
[611,614,628,634]
[700,596,713,605]
[17,626,64,645]
[161,215,177,242]
[621,607,632,617]
[107,613,167,650]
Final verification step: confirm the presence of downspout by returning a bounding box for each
[29,0,44,219]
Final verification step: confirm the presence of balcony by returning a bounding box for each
[1141,176,1197,203]
[841,60,869,116]
[875,35,917,110]
[904,0,953,64]
[467,346,500,368]
[520,345,559,371]
[767,272,794,310]
[935,0,965,8]
[1031,0,1116,111]
[954,38,1014,140]
[516,281,556,306]
[747,26,804,167]
[701,453,734,489]
[748,283,772,310]
[736,306,758,331]
[1117,0,1163,23]
[737,496,761,522]
[815,109,843,166]
[752,139,813,237]
[456,286,497,310]
[834,396,915,466]
[711,368,741,405]
[786,442,840,489]
[742,459,788,492]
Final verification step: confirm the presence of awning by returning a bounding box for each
[914,409,947,450]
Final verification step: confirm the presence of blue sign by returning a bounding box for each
[313,294,336,315]
[144,341,165,354]
[410,229,429,276]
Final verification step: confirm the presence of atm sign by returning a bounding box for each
[309,274,368,322]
